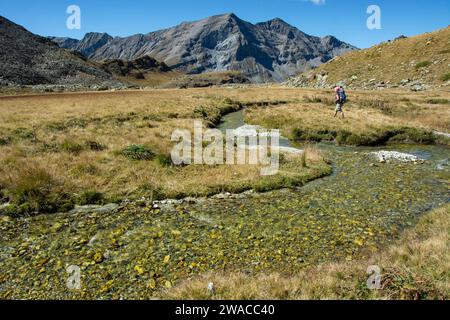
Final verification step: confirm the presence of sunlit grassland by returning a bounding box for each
[0,89,331,215]
[0,87,448,215]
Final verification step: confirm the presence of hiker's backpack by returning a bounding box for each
[338,88,347,104]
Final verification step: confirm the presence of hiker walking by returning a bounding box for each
[334,86,346,118]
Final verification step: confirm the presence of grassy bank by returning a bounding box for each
[0,89,330,216]
[289,26,450,89]
[163,203,450,300]
[245,89,450,146]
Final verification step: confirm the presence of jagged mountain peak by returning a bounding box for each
[83,32,112,40]
[210,12,240,21]
[176,13,241,27]
[184,12,247,31]
[256,17,301,36]
[321,35,340,43]
[258,17,291,27]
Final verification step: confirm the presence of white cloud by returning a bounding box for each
[288,0,326,5]
[308,0,326,5]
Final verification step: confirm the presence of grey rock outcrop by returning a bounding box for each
[100,55,171,79]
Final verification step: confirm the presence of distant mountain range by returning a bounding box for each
[50,13,357,82]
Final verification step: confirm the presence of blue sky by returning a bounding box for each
[1,0,449,48]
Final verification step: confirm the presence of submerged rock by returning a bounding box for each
[370,151,424,163]
[436,158,449,170]
[153,197,203,208]
[433,131,450,139]
[70,203,119,214]
[0,202,11,210]
[279,147,304,154]
[233,125,303,154]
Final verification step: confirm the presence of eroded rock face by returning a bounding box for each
[0,16,121,88]
[50,13,356,83]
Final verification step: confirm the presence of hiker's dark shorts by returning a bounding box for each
[335,103,344,112]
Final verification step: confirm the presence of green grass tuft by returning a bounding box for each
[60,139,84,154]
[2,165,74,216]
[415,61,432,70]
[292,128,335,143]
[12,128,36,140]
[122,145,155,161]
[155,154,173,167]
[0,136,12,146]
[85,140,107,151]
[426,99,449,105]
[77,190,104,205]
[440,73,450,82]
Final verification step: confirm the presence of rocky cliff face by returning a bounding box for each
[0,16,121,88]
[51,13,357,83]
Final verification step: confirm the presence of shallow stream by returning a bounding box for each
[0,110,449,299]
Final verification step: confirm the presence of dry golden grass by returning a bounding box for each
[162,204,450,300]
[0,88,331,211]
[116,71,183,87]
[0,86,448,212]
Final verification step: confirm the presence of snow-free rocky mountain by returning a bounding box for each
[50,13,357,82]
[0,16,121,88]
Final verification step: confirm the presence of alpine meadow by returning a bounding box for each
[0,1,449,305]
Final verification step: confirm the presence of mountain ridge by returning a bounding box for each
[0,15,122,88]
[50,13,357,82]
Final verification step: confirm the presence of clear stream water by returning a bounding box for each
[219,109,292,147]
[0,110,449,299]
